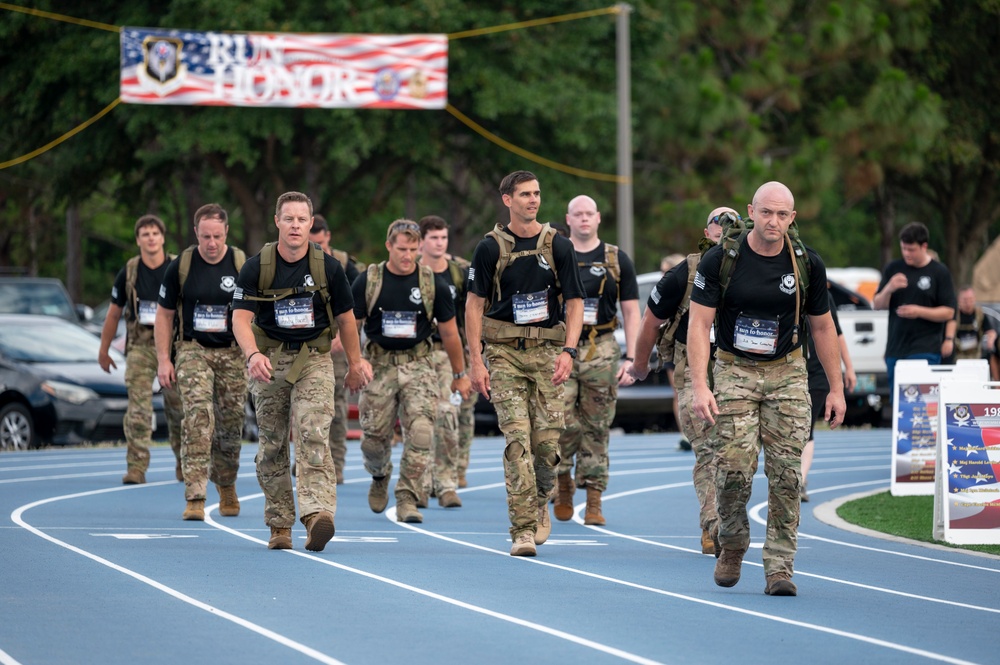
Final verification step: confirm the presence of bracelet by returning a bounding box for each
[622,356,634,362]
[944,337,954,342]
[246,351,261,367]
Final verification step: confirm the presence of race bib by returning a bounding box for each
[137,300,157,326]
[733,313,778,355]
[382,310,418,338]
[512,290,549,325]
[583,298,599,326]
[275,296,315,329]
[193,304,228,333]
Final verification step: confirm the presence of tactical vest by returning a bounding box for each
[175,245,247,344]
[365,261,436,322]
[481,223,566,346]
[578,243,621,360]
[655,252,702,367]
[123,252,174,350]
[954,307,986,360]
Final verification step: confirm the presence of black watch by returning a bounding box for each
[561,346,578,359]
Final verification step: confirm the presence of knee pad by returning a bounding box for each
[504,441,526,462]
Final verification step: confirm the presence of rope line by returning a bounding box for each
[0,4,624,182]
[446,104,626,183]
[0,98,122,170]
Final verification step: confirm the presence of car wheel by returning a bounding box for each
[0,403,36,450]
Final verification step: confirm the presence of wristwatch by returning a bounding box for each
[561,347,578,359]
[453,370,467,379]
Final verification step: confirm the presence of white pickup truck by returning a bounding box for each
[829,281,890,426]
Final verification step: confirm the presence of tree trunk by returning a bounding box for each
[874,183,896,270]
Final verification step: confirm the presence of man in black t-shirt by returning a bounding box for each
[233,192,370,552]
[688,182,845,597]
[309,214,362,485]
[155,204,247,523]
[553,194,639,527]
[354,219,472,525]
[943,285,995,363]
[873,222,956,390]
[466,170,586,557]
[98,214,183,485]
[630,206,728,555]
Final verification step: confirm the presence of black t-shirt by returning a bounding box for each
[807,291,843,392]
[575,242,639,327]
[232,249,354,343]
[425,260,467,343]
[111,257,170,328]
[878,258,956,358]
[648,259,691,346]
[691,241,830,359]
[352,268,454,351]
[954,309,994,355]
[159,248,243,345]
[468,226,585,326]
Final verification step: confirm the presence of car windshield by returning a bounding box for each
[0,320,112,363]
[0,282,75,319]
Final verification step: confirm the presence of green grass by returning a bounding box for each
[837,491,1000,557]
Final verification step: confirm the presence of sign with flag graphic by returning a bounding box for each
[890,359,989,496]
[120,27,447,109]
[935,379,1000,544]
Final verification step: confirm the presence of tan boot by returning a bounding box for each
[510,532,536,557]
[216,484,240,517]
[714,547,747,587]
[368,476,389,513]
[122,468,146,485]
[701,529,716,556]
[268,527,292,550]
[534,501,551,545]
[304,511,335,552]
[764,572,798,596]
[458,469,468,488]
[583,487,605,526]
[182,500,205,521]
[396,500,423,523]
[438,490,462,508]
[553,473,575,521]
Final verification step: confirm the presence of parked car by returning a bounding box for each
[0,314,167,449]
[0,277,91,324]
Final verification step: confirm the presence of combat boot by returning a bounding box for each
[583,487,605,526]
[216,484,240,517]
[510,532,536,557]
[438,490,462,508]
[182,500,205,521]
[764,572,797,596]
[304,511,335,552]
[268,527,292,550]
[534,501,551,545]
[553,473,575,521]
[458,469,468,488]
[396,500,423,523]
[700,529,716,556]
[368,476,389,513]
[714,547,747,587]
[122,468,146,485]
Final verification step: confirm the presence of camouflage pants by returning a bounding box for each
[124,342,183,472]
[486,341,564,540]
[674,343,718,534]
[456,349,477,480]
[327,349,349,475]
[359,351,437,504]
[711,354,810,577]
[251,347,338,529]
[425,348,461,494]
[174,342,245,501]
[557,333,619,491]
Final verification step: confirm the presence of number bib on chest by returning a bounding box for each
[733,313,778,355]
[583,298,599,326]
[275,296,315,329]
[137,300,157,326]
[382,310,418,338]
[512,290,549,325]
[193,304,229,333]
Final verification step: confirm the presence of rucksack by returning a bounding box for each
[175,245,246,340]
[716,212,811,346]
[365,261,435,323]
[655,252,702,366]
[579,243,622,359]
[123,252,175,348]
[250,241,337,336]
[485,222,561,309]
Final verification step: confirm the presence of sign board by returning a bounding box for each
[890,359,989,496]
[934,380,1000,545]
[121,27,448,109]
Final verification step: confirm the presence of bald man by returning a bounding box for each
[552,195,640,527]
[688,182,845,597]
[629,206,731,556]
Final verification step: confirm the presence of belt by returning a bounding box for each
[715,346,803,367]
[490,337,554,350]
[183,337,236,349]
[366,340,432,365]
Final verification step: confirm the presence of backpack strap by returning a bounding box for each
[417,264,436,323]
[365,262,384,318]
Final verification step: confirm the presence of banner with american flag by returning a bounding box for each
[120,27,447,109]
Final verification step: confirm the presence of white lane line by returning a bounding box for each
[211,499,664,665]
[0,461,125,472]
[387,497,979,665]
[0,646,25,665]
[10,486,347,665]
